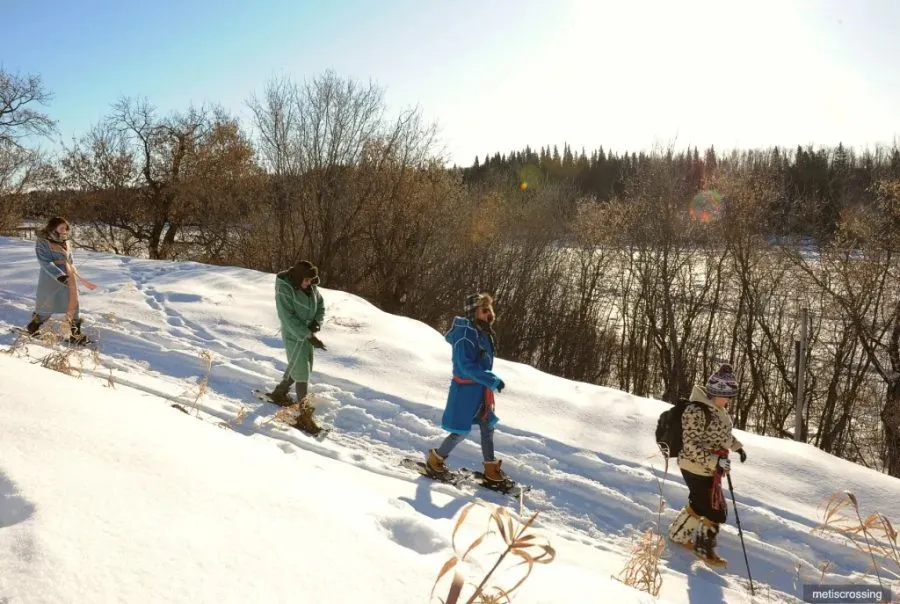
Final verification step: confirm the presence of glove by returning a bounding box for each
[309,334,327,350]
[57,275,68,285]
[717,457,731,473]
[492,377,505,393]
[737,448,747,463]
[308,320,321,333]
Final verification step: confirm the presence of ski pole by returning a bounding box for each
[726,472,755,595]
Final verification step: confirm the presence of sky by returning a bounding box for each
[2,234,900,602]
[2,0,899,165]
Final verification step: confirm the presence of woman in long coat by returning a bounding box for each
[425,293,510,484]
[24,217,91,345]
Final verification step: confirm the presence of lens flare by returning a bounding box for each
[516,163,541,192]
[689,190,725,223]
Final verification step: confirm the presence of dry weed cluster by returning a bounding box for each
[617,449,670,597]
[432,502,555,604]
[814,490,898,591]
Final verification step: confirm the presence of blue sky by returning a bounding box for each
[2,0,899,165]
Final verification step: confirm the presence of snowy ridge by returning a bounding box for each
[1,236,899,603]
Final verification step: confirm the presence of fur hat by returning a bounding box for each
[464,292,493,319]
[289,260,320,286]
[705,363,739,398]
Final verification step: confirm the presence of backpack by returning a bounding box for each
[655,399,713,458]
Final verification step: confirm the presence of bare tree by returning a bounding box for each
[245,71,441,280]
[785,180,900,476]
[60,99,253,259]
[110,98,213,259]
[612,158,728,402]
[0,69,56,232]
[58,122,143,253]
[0,70,55,145]
[178,117,258,262]
[246,77,301,266]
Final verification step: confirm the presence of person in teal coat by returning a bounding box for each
[266,260,325,407]
[426,293,510,484]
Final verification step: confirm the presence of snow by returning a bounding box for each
[1,235,898,603]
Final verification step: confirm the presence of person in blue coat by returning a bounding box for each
[426,293,510,484]
[24,217,91,345]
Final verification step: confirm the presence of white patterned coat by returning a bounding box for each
[677,386,743,476]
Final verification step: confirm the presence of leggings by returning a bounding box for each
[436,417,495,462]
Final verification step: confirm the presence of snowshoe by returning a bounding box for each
[400,457,471,487]
[470,470,531,496]
[253,388,293,407]
[253,388,295,407]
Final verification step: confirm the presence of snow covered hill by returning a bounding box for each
[1,236,898,603]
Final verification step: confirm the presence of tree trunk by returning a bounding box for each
[148,221,164,260]
[160,223,179,260]
[883,377,900,477]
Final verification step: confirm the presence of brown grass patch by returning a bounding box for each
[432,502,555,603]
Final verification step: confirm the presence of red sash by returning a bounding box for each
[710,448,729,511]
[453,375,495,420]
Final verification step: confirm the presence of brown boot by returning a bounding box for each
[482,460,509,484]
[694,519,727,567]
[426,449,448,475]
[293,400,322,436]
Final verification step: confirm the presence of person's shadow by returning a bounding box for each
[686,559,728,603]
[0,469,35,529]
[664,544,728,604]
[398,477,471,521]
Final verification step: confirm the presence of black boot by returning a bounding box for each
[69,319,92,346]
[266,379,294,406]
[25,314,43,336]
[295,381,309,405]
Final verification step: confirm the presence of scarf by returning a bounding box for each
[710,448,729,511]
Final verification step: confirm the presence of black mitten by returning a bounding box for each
[309,334,327,350]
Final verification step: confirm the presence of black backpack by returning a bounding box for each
[655,399,713,458]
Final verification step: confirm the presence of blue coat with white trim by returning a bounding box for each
[441,316,502,434]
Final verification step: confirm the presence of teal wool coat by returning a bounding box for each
[275,271,325,382]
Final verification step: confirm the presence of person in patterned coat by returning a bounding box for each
[667,363,747,566]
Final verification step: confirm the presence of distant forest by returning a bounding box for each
[462,142,900,239]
